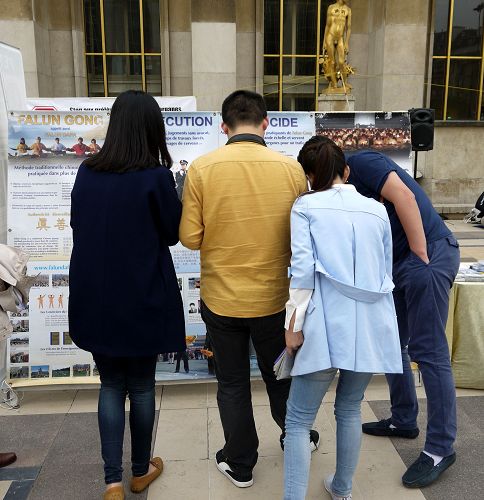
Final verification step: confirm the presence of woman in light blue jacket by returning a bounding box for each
[283,137,402,500]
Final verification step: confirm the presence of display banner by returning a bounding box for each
[26,96,197,113]
[6,110,411,387]
[7,111,108,384]
[163,112,220,381]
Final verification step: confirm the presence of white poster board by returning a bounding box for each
[0,42,27,384]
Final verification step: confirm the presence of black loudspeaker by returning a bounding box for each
[409,108,434,151]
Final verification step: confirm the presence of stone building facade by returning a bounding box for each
[0,0,483,209]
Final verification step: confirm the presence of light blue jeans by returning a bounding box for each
[284,369,373,499]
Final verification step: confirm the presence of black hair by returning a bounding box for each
[78,137,84,141]
[55,137,59,141]
[91,138,96,143]
[297,136,347,193]
[221,90,267,129]
[83,90,172,173]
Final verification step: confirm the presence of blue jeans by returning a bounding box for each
[284,369,373,499]
[93,353,158,484]
[386,236,460,456]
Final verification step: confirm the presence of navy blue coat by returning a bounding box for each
[69,163,186,357]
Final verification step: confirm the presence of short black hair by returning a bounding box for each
[55,137,59,141]
[221,90,267,129]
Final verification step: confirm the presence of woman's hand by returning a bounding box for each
[285,329,304,356]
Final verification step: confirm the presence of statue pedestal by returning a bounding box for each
[318,93,355,112]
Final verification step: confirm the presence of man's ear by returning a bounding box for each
[221,122,229,135]
[344,165,350,182]
[262,117,269,131]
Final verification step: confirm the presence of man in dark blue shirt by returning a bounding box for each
[347,151,460,488]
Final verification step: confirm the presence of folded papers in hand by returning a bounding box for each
[273,349,294,380]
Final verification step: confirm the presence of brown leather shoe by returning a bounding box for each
[0,453,17,468]
[103,485,124,500]
[130,457,163,493]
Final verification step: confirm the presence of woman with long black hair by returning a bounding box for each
[69,90,186,500]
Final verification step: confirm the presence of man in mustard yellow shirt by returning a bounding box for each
[180,90,318,488]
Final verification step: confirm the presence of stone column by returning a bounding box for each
[366,0,385,110]
[70,0,87,97]
[168,0,193,96]
[0,0,86,97]
[191,0,236,110]
[236,0,257,93]
[346,0,370,110]
[0,0,39,97]
[366,0,431,110]
[33,0,80,97]
[380,0,431,110]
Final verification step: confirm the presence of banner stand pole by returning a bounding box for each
[413,150,419,179]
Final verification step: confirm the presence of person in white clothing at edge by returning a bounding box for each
[283,136,402,500]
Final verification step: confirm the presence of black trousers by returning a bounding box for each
[175,351,189,372]
[201,301,291,473]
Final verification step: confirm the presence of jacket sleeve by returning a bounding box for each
[155,168,182,246]
[179,165,204,250]
[289,196,315,289]
[382,211,393,280]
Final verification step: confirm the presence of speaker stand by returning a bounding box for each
[413,150,418,179]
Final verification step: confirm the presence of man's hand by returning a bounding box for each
[412,249,430,264]
[285,330,304,356]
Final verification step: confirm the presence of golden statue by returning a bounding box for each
[320,0,355,94]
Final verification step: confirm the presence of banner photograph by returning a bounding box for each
[315,112,412,174]
[6,110,412,386]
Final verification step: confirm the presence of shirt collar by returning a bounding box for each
[331,183,356,191]
[226,134,266,147]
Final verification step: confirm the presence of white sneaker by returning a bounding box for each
[215,450,253,488]
[324,474,352,500]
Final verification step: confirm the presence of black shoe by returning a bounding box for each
[362,418,419,439]
[215,450,253,488]
[402,452,456,488]
[280,429,320,452]
[309,429,320,451]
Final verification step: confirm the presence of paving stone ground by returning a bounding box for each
[0,219,481,499]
